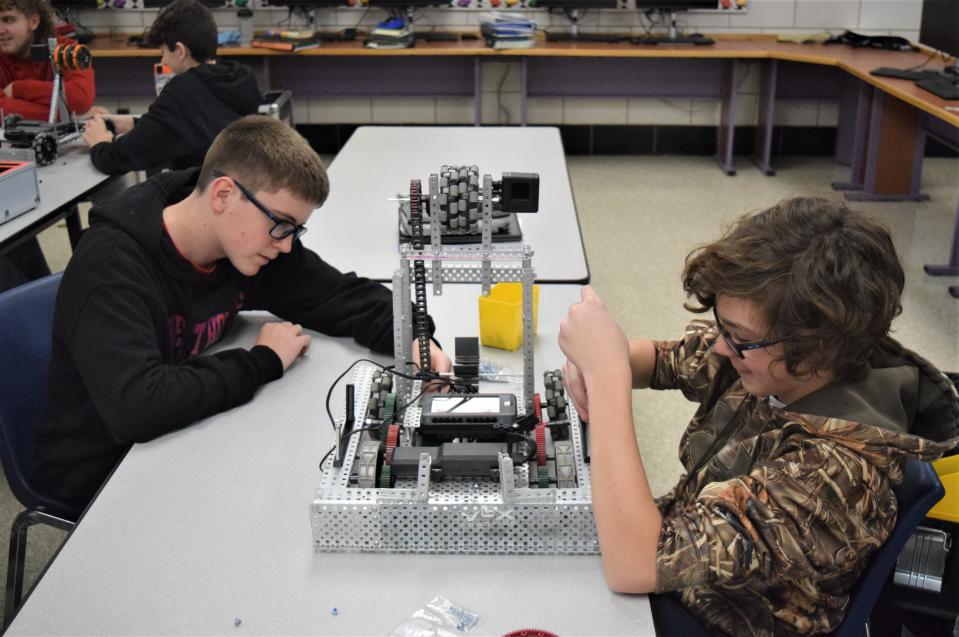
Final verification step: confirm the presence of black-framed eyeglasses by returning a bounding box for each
[712,307,788,359]
[211,169,307,241]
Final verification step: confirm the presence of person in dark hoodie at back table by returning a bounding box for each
[81,0,261,174]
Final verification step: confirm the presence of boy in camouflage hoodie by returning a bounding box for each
[558,197,959,636]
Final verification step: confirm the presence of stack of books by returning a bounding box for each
[250,29,322,52]
[365,17,414,49]
[480,12,536,50]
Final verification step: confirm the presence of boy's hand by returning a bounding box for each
[84,105,111,118]
[429,341,452,373]
[558,286,630,381]
[255,322,311,371]
[82,116,113,146]
[110,114,136,134]
[84,107,134,133]
[562,358,590,422]
[411,340,452,374]
[411,340,453,393]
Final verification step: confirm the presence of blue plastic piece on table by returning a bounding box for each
[218,31,240,46]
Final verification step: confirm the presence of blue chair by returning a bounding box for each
[0,273,80,625]
[651,459,945,636]
[833,458,945,637]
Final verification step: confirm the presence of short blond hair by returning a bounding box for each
[197,115,329,207]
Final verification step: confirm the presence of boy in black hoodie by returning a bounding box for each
[34,115,451,510]
[81,0,261,174]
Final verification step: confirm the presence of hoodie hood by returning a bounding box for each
[784,338,959,478]
[88,167,223,286]
[184,61,263,113]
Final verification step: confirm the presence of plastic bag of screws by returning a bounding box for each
[389,594,481,636]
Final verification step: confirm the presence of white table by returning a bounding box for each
[6,285,653,636]
[0,142,119,255]
[304,126,590,284]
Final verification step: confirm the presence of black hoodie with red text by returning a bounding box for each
[33,168,399,508]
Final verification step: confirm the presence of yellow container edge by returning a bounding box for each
[927,455,959,523]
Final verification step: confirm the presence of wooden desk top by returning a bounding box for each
[87,35,494,57]
[87,33,769,59]
[756,42,958,126]
[502,38,768,58]
[87,35,958,126]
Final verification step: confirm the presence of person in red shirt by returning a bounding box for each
[0,0,96,292]
[0,0,94,120]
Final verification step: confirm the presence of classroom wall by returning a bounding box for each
[73,0,925,127]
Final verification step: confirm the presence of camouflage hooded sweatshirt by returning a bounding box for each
[649,321,959,636]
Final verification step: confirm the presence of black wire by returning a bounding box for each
[392,372,479,424]
[319,424,388,471]
[324,357,433,433]
[497,64,512,125]
[393,382,446,424]
[639,9,661,37]
[904,51,940,72]
[351,7,371,30]
[324,357,471,434]
[319,357,516,472]
[440,396,469,412]
[325,358,382,432]
[297,6,315,31]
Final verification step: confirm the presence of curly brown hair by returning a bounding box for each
[0,0,54,42]
[682,197,905,382]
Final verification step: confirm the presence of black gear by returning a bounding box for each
[436,165,480,235]
[543,370,570,439]
[32,133,58,166]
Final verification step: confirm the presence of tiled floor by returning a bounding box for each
[2,152,957,625]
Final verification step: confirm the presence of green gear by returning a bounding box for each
[378,464,392,489]
[383,393,396,424]
[537,465,549,489]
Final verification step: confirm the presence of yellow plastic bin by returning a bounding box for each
[929,454,959,523]
[478,283,539,351]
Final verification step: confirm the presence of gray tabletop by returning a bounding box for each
[0,142,117,253]
[303,126,589,284]
[6,284,653,636]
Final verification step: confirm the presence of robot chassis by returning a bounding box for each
[1,39,92,166]
[311,167,598,555]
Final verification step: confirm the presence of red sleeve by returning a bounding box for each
[6,38,96,118]
[9,66,94,118]
[60,64,95,115]
[10,77,53,105]
[0,95,50,120]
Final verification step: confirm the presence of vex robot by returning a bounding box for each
[1,39,92,166]
[311,166,598,554]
